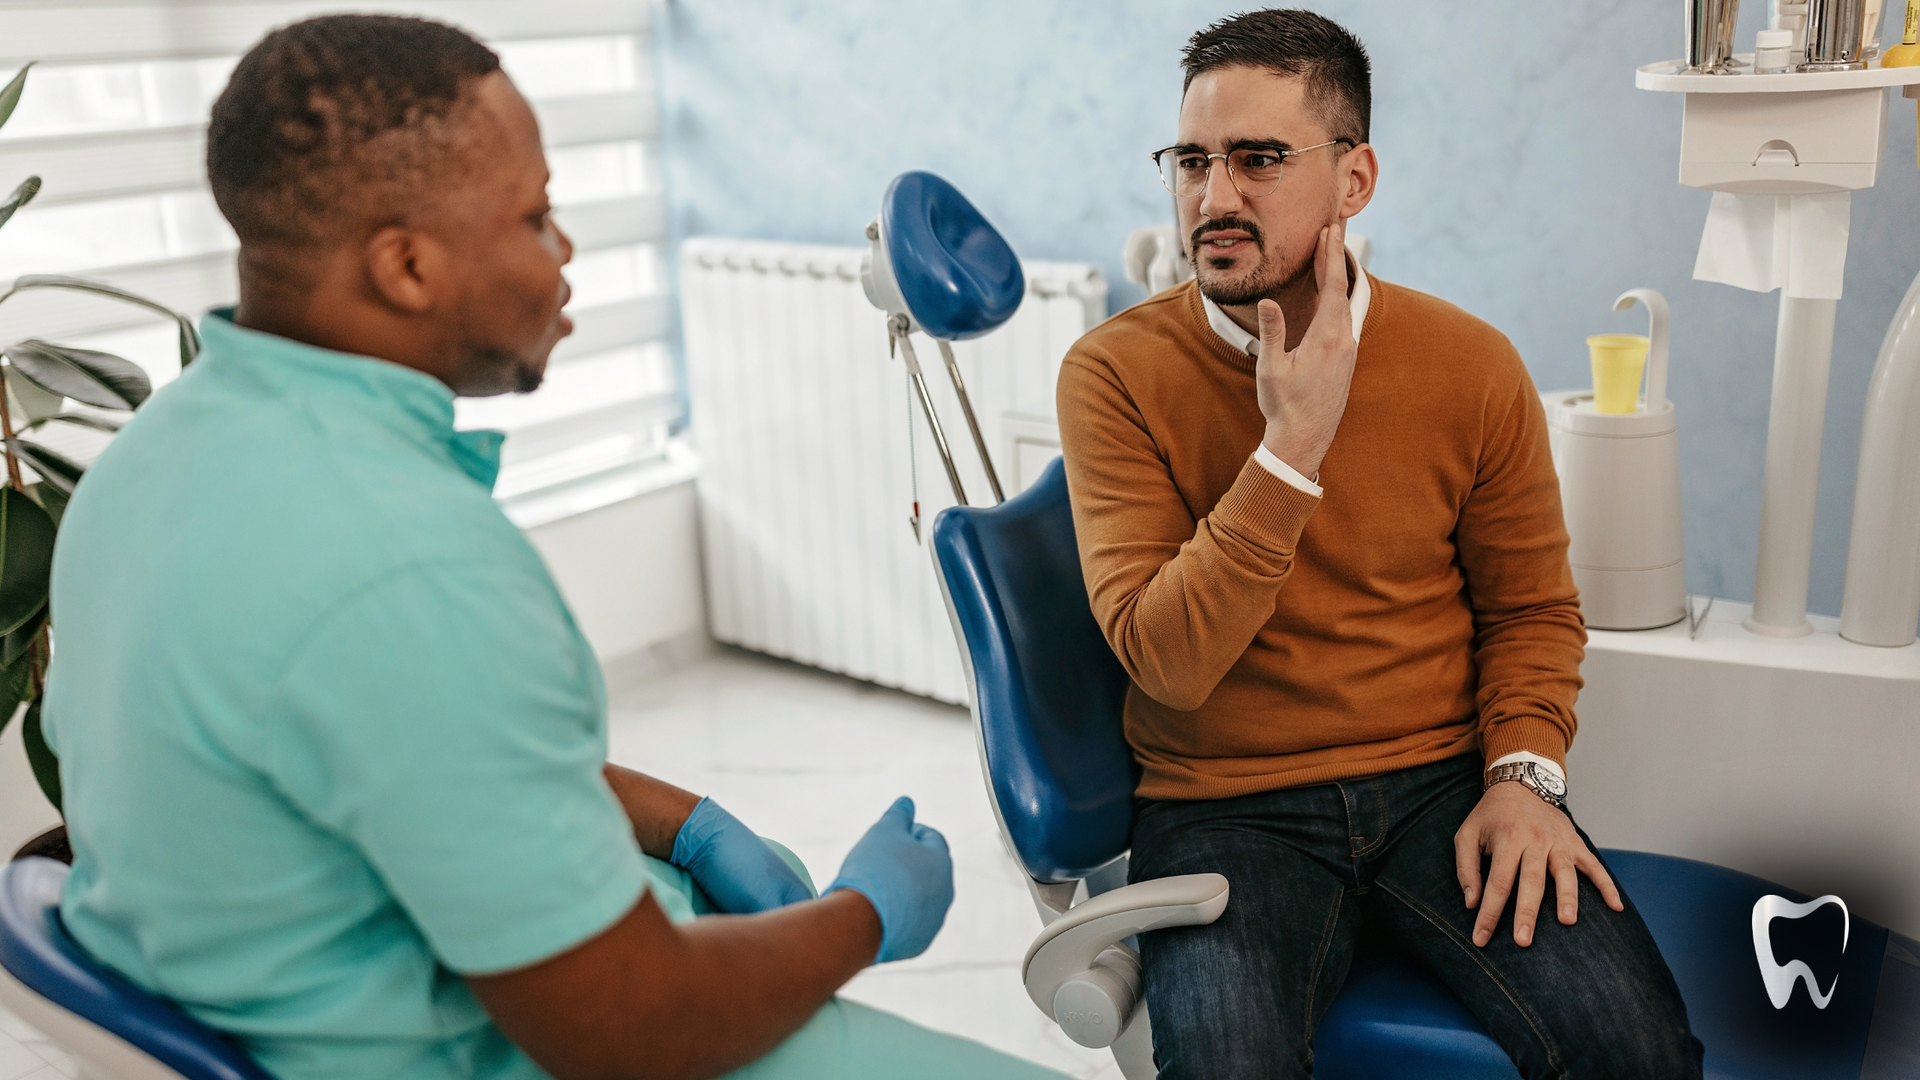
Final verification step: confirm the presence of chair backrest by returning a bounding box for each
[0,857,275,1080]
[931,455,1137,884]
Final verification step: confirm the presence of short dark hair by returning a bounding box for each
[1181,9,1372,145]
[207,14,501,250]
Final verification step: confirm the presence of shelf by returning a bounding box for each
[1637,55,1920,93]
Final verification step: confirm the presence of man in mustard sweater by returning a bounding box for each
[1056,10,1702,1078]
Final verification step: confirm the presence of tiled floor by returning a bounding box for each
[0,645,1119,1079]
[0,1007,75,1080]
[606,646,1122,1079]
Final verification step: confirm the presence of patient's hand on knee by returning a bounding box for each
[1454,784,1624,948]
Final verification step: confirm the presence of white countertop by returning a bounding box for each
[1637,55,1920,93]
[1587,596,1920,681]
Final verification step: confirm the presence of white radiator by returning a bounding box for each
[681,238,1107,704]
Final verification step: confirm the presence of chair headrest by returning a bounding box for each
[878,171,1024,341]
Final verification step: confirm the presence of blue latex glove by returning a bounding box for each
[826,797,954,963]
[670,797,813,914]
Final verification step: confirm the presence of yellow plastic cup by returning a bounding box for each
[1588,334,1649,414]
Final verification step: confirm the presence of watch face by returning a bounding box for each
[1533,766,1567,798]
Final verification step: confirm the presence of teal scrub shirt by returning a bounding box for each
[44,312,649,1080]
[42,312,1071,1080]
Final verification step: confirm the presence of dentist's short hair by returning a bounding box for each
[1181,9,1372,146]
[207,14,501,252]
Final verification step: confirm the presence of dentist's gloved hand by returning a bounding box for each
[670,797,813,915]
[826,797,954,963]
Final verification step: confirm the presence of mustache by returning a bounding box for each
[1190,215,1263,253]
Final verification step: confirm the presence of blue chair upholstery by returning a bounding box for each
[931,455,1920,1079]
[879,171,1025,341]
[0,857,274,1080]
[931,455,1134,883]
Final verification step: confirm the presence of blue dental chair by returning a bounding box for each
[0,856,274,1080]
[930,455,1920,1080]
[867,167,1920,1078]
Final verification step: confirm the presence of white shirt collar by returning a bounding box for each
[1200,251,1370,358]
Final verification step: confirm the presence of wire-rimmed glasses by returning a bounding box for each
[1150,139,1355,199]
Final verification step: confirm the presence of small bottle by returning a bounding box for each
[1756,28,1797,71]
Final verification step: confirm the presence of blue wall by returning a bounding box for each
[657,0,1920,617]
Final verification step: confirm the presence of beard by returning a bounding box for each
[513,360,545,394]
[450,344,547,397]
[1190,215,1314,307]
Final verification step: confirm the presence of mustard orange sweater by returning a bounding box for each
[1056,278,1584,802]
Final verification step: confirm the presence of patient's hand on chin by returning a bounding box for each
[1453,782,1624,949]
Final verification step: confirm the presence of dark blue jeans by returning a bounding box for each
[1128,753,1703,1079]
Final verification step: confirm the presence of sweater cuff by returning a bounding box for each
[1212,455,1321,554]
[1480,716,1569,771]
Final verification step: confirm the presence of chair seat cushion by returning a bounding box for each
[1314,955,1518,1079]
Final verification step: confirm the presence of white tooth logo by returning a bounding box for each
[1751,894,1849,1010]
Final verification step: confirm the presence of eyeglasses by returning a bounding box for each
[1150,139,1355,200]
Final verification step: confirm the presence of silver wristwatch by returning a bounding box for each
[1484,761,1568,808]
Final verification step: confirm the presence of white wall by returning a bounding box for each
[524,478,708,669]
[0,713,60,859]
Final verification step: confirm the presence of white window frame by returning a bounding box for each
[0,0,678,528]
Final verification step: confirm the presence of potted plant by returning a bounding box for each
[0,63,201,857]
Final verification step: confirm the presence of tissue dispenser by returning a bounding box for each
[1680,85,1888,193]
[1544,290,1687,631]
[1638,59,1909,193]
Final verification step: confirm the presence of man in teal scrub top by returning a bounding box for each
[42,15,1066,1080]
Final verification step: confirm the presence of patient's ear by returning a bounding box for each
[1338,143,1379,220]
[364,225,445,315]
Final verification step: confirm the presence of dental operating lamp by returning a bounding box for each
[861,171,1024,524]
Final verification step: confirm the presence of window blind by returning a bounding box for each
[0,0,675,519]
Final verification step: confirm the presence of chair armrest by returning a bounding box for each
[1022,874,1228,1047]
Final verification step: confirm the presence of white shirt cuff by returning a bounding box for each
[1488,750,1566,790]
[1252,443,1323,497]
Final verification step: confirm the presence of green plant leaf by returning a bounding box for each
[3,367,62,425]
[0,175,41,233]
[0,651,32,741]
[0,64,33,134]
[0,486,53,638]
[23,697,61,814]
[5,339,149,410]
[6,439,83,496]
[2,278,196,372]
[1,604,42,668]
[177,321,201,368]
[28,411,124,436]
[27,482,68,528]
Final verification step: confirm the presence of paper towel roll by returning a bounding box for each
[1691,190,1852,300]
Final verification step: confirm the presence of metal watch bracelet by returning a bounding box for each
[1483,761,1568,808]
